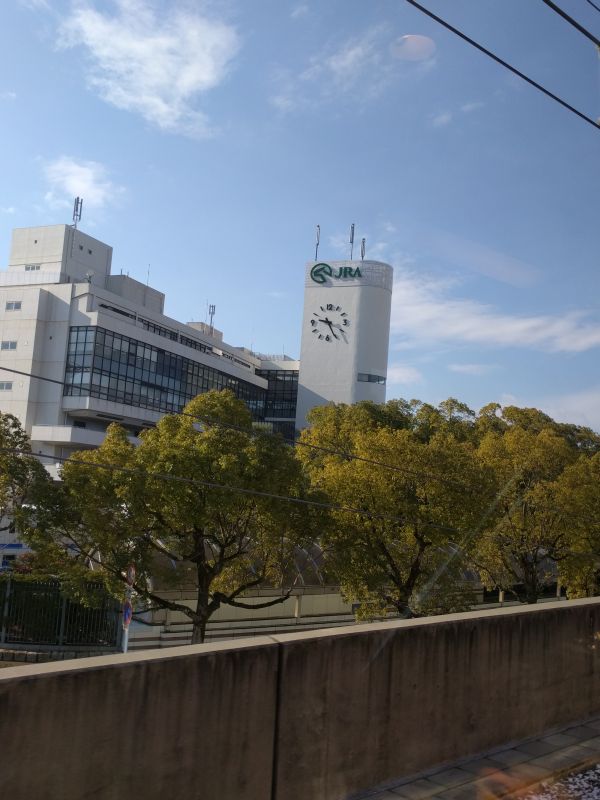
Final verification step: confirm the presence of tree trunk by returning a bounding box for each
[392,591,413,618]
[191,617,207,644]
[192,553,211,644]
[522,562,540,604]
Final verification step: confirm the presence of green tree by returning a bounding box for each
[554,453,600,597]
[300,413,490,618]
[25,391,315,643]
[473,427,578,603]
[0,412,52,539]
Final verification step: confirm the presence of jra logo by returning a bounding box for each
[310,263,362,284]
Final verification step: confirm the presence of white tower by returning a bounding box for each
[295,259,393,428]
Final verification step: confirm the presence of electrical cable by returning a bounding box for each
[0,446,462,532]
[4,444,599,600]
[540,0,600,45]
[403,0,600,131]
[0,364,482,492]
[3,441,599,534]
[585,0,600,14]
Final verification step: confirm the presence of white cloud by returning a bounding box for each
[430,100,484,129]
[0,91,17,101]
[430,230,540,288]
[43,156,124,209]
[295,27,386,94]
[461,101,484,113]
[291,4,309,19]
[19,0,52,9]
[58,0,239,137]
[538,386,600,433]
[391,267,600,353]
[387,364,423,384]
[271,25,431,112]
[448,363,495,376]
[432,111,452,127]
[0,206,16,214]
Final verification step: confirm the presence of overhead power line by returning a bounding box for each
[540,0,600,47]
[403,0,600,131]
[3,446,599,566]
[0,364,480,493]
[0,446,461,533]
[585,0,600,15]
[4,365,600,502]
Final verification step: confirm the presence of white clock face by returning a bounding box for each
[310,303,350,342]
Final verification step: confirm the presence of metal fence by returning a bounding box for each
[0,579,121,648]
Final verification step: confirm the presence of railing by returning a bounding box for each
[0,578,121,649]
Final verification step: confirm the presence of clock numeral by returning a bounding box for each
[326,303,334,311]
[311,319,317,326]
[343,319,349,326]
[325,335,331,341]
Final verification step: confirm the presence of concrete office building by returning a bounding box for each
[0,224,392,563]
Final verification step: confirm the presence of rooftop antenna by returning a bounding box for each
[349,223,355,260]
[146,264,150,286]
[208,304,216,336]
[361,237,366,261]
[72,197,83,229]
[315,224,320,261]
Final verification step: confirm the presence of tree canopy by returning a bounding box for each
[8,392,600,637]
[299,405,493,616]
[0,413,52,538]
[24,391,317,642]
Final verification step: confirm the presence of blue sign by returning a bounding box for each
[122,600,133,629]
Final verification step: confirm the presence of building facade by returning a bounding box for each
[0,225,301,561]
[0,225,392,561]
[295,260,393,428]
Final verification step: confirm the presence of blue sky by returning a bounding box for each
[1,0,600,428]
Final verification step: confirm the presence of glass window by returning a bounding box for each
[1,341,17,351]
[357,373,386,385]
[0,382,13,390]
[64,325,268,421]
[5,301,22,311]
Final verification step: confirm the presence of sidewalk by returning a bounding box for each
[357,717,600,800]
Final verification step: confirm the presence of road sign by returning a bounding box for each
[123,599,133,629]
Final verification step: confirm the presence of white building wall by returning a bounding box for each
[9,224,113,287]
[295,260,393,428]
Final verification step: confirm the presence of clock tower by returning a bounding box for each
[295,259,393,429]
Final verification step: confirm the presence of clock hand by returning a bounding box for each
[325,320,339,339]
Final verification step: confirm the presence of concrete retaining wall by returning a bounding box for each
[1,600,600,800]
